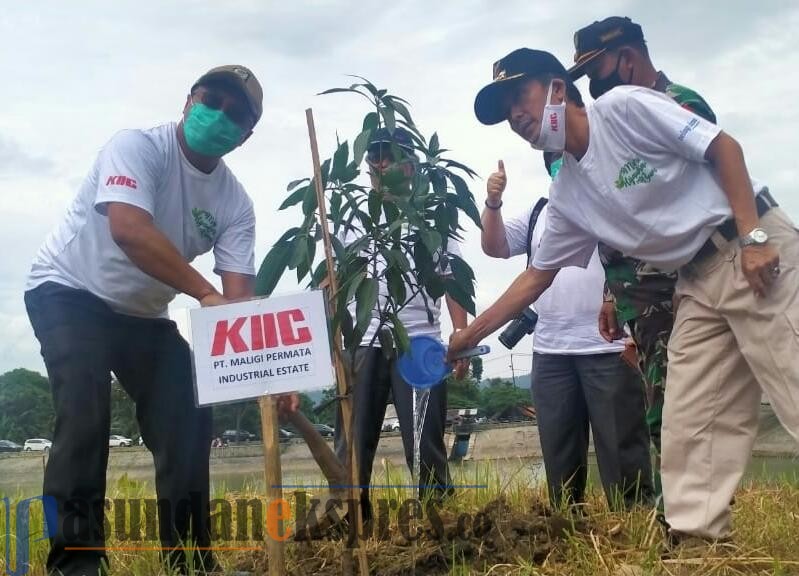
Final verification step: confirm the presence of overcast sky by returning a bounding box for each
[2,0,798,382]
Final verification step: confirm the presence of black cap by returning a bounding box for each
[368,127,414,152]
[569,17,645,80]
[474,49,568,126]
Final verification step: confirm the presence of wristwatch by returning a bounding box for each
[739,227,769,248]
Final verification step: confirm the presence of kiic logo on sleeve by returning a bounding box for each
[105,175,137,189]
[192,208,217,242]
[615,158,657,190]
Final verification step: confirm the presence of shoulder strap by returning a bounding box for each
[525,197,549,267]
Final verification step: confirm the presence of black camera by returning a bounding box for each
[498,308,539,349]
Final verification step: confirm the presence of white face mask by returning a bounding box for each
[530,81,566,152]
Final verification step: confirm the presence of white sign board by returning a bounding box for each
[189,291,333,406]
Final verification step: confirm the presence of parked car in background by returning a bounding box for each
[221,429,257,443]
[23,438,52,452]
[0,440,22,452]
[381,419,401,432]
[279,428,294,442]
[312,424,335,438]
[109,435,132,447]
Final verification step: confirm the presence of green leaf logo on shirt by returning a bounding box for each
[192,208,217,243]
[615,158,657,190]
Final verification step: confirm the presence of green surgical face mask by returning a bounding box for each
[183,102,244,157]
[549,156,563,179]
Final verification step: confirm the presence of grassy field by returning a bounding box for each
[2,460,798,575]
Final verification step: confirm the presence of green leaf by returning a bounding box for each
[279,185,309,211]
[390,314,410,354]
[363,112,379,132]
[434,204,450,240]
[275,226,301,245]
[297,235,316,281]
[429,132,440,156]
[339,308,356,350]
[445,277,476,315]
[319,87,364,96]
[255,244,292,296]
[287,177,310,192]
[429,170,448,197]
[355,278,378,335]
[377,328,394,359]
[450,172,472,201]
[420,229,442,254]
[310,260,328,288]
[353,128,372,166]
[442,158,478,178]
[411,173,431,198]
[388,98,413,125]
[387,249,411,272]
[449,254,475,283]
[331,235,346,262]
[302,184,318,216]
[424,274,446,300]
[368,189,382,222]
[338,162,360,184]
[289,235,308,268]
[330,191,343,227]
[460,195,482,229]
[381,105,396,133]
[386,266,406,305]
[345,270,367,304]
[320,159,331,187]
[331,141,349,181]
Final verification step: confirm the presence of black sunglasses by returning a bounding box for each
[193,87,254,128]
[366,143,413,165]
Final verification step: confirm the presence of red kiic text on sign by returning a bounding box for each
[211,309,312,356]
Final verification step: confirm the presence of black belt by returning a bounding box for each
[691,190,778,264]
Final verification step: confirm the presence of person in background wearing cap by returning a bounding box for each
[453,48,799,545]
[24,65,271,575]
[480,152,652,510]
[334,127,470,519]
[569,16,718,517]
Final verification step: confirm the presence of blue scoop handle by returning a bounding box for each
[448,345,490,361]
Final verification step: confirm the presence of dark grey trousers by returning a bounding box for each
[532,351,653,510]
[334,347,451,515]
[25,282,214,576]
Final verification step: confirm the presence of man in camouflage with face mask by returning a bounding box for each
[568,17,717,515]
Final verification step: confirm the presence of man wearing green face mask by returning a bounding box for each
[24,65,272,576]
[480,153,652,510]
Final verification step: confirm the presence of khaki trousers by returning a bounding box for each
[662,208,799,539]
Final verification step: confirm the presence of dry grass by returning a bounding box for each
[2,460,798,575]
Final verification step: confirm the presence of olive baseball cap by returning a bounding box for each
[193,65,263,123]
[569,17,644,79]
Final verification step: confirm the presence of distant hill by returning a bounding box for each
[480,373,531,389]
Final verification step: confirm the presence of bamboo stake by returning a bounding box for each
[306,107,370,576]
[259,395,286,576]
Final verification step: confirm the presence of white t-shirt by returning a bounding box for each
[532,86,765,272]
[27,123,256,318]
[505,203,623,355]
[341,228,462,347]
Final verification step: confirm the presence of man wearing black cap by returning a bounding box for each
[453,48,799,542]
[25,65,264,575]
[569,16,718,515]
[334,127,469,517]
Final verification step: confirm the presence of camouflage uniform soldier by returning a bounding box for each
[569,17,716,511]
